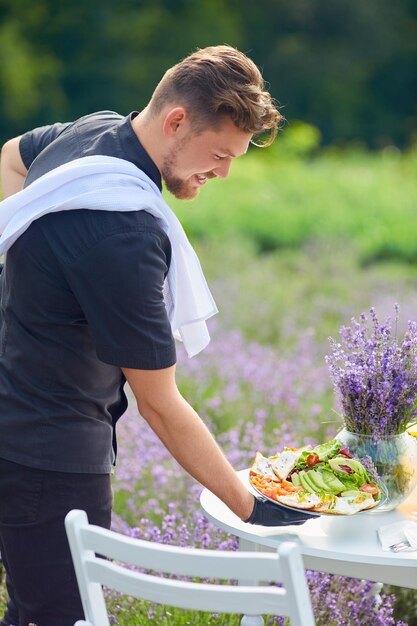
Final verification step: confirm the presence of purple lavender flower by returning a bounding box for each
[103,324,408,625]
[305,571,403,625]
[326,305,417,439]
[359,455,381,483]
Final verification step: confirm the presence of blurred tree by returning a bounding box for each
[235,0,417,148]
[0,0,415,148]
[0,0,63,132]
[99,0,243,114]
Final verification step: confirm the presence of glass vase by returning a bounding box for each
[335,428,417,512]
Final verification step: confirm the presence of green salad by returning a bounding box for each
[270,439,381,500]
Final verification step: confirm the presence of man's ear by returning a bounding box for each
[162,107,189,138]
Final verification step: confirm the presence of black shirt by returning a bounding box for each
[0,111,176,473]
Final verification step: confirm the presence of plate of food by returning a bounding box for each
[249,438,385,516]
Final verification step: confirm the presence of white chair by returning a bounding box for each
[65,509,316,626]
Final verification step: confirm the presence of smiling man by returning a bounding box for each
[142,111,251,199]
[0,45,310,626]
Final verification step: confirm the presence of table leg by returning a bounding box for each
[363,581,383,608]
[240,617,265,626]
[238,538,266,626]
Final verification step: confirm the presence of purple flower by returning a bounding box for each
[103,323,407,625]
[359,455,381,483]
[326,306,417,439]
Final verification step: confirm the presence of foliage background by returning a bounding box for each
[0,0,416,148]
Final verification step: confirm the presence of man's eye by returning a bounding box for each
[214,155,224,160]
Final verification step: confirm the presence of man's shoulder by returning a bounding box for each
[72,110,124,130]
[23,111,127,185]
[62,110,126,150]
[37,209,171,264]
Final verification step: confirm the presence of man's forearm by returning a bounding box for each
[138,390,255,521]
[1,136,27,198]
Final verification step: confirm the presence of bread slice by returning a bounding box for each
[250,451,279,481]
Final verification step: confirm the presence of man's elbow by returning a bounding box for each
[1,136,26,175]
[1,138,15,158]
[121,365,182,426]
[136,395,172,424]
[1,139,11,164]
[136,397,159,423]
[135,389,185,428]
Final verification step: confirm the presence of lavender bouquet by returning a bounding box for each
[326,305,417,440]
[325,306,417,509]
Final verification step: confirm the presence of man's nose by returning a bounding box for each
[213,158,232,179]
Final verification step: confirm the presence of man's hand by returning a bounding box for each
[1,136,27,198]
[244,497,312,526]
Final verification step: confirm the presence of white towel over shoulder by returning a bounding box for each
[0,155,218,357]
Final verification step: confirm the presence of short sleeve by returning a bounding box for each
[19,122,72,170]
[61,229,176,370]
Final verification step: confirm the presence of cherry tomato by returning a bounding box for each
[360,483,379,496]
[306,453,320,467]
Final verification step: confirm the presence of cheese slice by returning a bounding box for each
[269,446,312,480]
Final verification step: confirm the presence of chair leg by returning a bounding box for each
[238,537,268,626]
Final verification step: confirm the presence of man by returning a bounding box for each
[0,45,309,626]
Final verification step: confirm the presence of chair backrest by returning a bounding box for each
[65,509,315,626]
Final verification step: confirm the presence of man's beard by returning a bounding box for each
[161,137,199,200]
[162,165,198,200]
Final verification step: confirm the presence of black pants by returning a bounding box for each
[0,458,113,626]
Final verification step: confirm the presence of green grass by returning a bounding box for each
[105,596,251,625]
[191,236,417,349]
[170,146,417,265]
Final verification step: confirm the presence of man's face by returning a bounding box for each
[161,118,252,200]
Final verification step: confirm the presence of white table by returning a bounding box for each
[200,470,417,613]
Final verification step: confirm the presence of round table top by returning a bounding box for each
[200,470,417,571]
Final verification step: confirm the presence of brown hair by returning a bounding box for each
[148,45,282,147]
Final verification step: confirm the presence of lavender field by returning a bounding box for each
[1,147,417,623]
[108,238,417,625]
